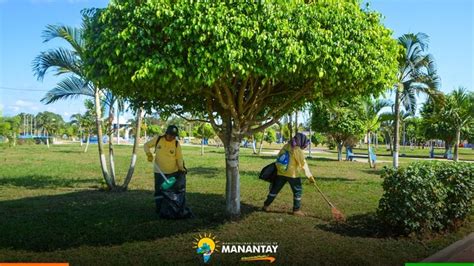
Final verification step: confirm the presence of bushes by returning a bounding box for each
[377,161,473,235]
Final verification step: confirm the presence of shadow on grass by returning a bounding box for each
[0,190,257,251]
[316,212,387,238]
[0,175,97,189]
[188,167,221,178]
[52,150,83,154]
[306,157,339,162]
[360,169,384,176]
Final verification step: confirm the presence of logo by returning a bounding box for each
[193,233,220,263]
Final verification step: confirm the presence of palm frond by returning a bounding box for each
[41,76,94,104]
[42,24,84,55]
[32,48,82,80]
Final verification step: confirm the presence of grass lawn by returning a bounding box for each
[322,145,474,162]
[0,144,472,265]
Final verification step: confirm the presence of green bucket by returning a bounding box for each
[161,175,176,190]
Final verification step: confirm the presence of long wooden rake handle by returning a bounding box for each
[313,182,335,208]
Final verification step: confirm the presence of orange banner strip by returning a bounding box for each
[0,264,69,266]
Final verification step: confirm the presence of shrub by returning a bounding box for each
[377,161,474,235]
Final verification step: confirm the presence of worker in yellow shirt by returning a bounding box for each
[144,125,188,216]
[263,133,315,216]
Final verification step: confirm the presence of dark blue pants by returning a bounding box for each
[264,175,303,211]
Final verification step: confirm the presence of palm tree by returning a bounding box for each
[443,88,474,162]
[360,97,391,168]
[70,109,95,152]
[392,33,441,168]
[32,23,142,191]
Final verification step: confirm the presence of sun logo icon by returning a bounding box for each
[193,233,220,263]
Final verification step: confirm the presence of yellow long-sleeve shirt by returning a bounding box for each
[144,136,185,174]
[276,144,313,178]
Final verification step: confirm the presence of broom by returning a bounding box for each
[312,182,345,222]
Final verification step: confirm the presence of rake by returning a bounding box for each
[312,182,345,222]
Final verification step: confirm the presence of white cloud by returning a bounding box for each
[7,106,20,112]
[46,107,57,112]
[14,100,35,107]
[8,100,41,113]
[63,112,70,117]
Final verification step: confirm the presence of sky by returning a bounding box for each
[0,0,473,122]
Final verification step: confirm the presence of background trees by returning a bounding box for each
[311,101,365,161]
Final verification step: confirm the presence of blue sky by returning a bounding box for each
[0,0,473,121]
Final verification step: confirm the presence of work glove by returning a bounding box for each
[147,153,154,162]
[308,176,315,184]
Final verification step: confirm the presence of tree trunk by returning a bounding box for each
[393,87,401,168]
[122,108,143,190]
[251,136,257,154]
[295,111,298,134]
[337,142,343,161]
[454,128,461,162]
[375,131,378,149]
[94,89,113,190]
[80,129,83,147]
[308,127,312,158]
[222,124,242,218]
[258,131,265,155]
[444,142,450,159]
[46,131,49,148]
[84,133,90,153]
[108,106,116,185]
[288,114,293,140]
[368,132,374,168]
[116,101,120,145]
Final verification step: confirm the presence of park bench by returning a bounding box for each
[429,147,453,160]
[346,146,377,165]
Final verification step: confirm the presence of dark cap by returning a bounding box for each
[165,125,179,136]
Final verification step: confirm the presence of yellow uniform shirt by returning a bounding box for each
[276,143,312,178]
[144,136,185,174]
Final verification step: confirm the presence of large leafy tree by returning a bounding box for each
[0,116,21,147]
[84,1,398,216]
[311,101,365,161]
[392,33,441,168]
[193,123,216,155]
[420,98,456,157]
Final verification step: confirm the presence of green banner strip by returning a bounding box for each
[406,263,474,266]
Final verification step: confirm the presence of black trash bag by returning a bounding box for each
[159,172,193,219]
[259,162,277,183]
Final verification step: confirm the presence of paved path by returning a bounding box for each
[423,233,474,262]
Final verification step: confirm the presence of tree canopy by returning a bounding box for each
[84,0,399,137]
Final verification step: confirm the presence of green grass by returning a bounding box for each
[321,145,474,162]
[0,144,472,265]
